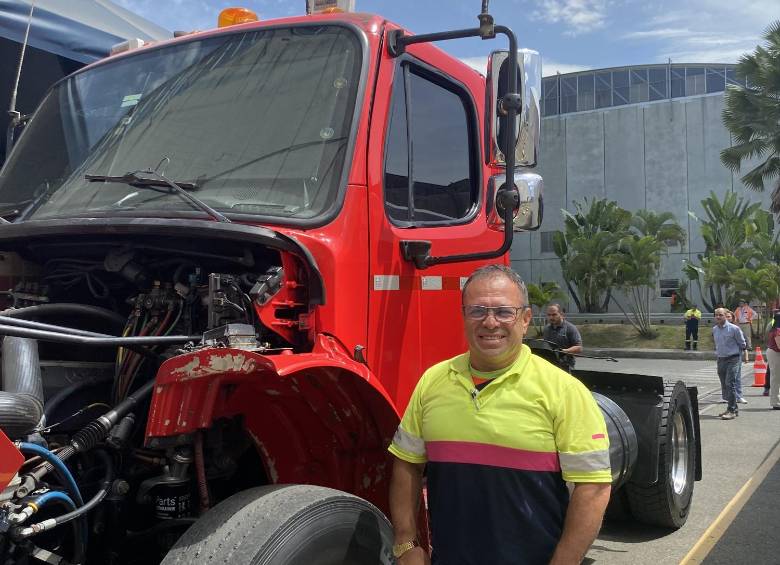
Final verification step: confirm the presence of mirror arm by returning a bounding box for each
[396,24,521,269]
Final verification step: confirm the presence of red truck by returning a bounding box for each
[0,3,700,564]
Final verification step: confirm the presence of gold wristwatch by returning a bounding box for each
[392,539,419,558]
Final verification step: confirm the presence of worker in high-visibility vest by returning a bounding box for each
[684,304,702,350]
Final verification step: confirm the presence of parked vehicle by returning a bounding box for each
[0,2,700,563]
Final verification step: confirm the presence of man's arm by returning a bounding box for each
[549,482,611,565]
[389,457,430,564]
[562,324,583,355]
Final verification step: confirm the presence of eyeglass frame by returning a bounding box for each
[461,304,529,323]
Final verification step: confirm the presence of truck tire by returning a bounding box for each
[161,484,394,565]
[625,381,695,529]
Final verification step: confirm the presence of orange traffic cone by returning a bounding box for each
[752,347,767,387]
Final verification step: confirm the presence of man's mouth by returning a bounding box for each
[479,334,505,341]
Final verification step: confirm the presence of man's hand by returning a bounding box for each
[398,546,431,564]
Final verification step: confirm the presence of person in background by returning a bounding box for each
[684,304,702,351]
[543,303,583,372]
[725,311,747,404]
[734,299,756,363]
[765,312,780,409]
[713,307,746,420]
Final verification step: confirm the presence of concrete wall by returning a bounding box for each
[513,92,774,314]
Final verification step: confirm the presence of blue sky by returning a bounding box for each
[116,0,772,76]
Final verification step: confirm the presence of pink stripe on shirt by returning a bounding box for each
[426,440,560,472]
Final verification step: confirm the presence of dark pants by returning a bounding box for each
[685,320,699,350]
[717,355,740,414]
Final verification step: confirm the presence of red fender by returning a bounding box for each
[145,334,399,512]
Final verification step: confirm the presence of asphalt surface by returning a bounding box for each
[575,354,780,565]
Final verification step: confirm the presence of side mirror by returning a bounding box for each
[487,171,543,231]
[486,49,541,167]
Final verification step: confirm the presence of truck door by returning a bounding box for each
[366,38,505,409]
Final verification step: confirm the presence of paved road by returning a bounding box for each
[575,357,780,565]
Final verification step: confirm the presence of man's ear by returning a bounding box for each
[520,306,533,332]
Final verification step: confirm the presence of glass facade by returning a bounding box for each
[542,64,741,117]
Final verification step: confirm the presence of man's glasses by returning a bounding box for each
[462,305,526,323]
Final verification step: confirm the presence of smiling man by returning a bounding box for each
[388,264,612,565]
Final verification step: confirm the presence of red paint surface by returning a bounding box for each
[0,428,23,491]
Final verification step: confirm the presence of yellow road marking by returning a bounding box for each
[680,438,780,564]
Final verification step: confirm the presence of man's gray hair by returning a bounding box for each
[461,264,528,305]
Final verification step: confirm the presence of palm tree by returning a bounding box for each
[631,210,686,251]
[552,198,631,312]
[721,21,780,211]
[612,235,664,338]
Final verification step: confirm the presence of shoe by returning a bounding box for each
[738,397,748,404]
[763,390,770,396]
[718,410,731,417]
[719,398,728,403]
[721,411,738,420]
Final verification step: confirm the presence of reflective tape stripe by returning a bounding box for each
[559,449,611,473]
[374,275,399,291]
[373,275,464,291]
[392,426,426,456]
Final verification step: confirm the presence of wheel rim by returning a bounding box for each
[670,411,689,495]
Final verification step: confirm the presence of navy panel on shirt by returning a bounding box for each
[427,462,569,565]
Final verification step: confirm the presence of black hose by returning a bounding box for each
[0,324,198,347]
[0,336,44,438]
[0,303,126,330]
[43,375,113,424]
[50,449,114,528]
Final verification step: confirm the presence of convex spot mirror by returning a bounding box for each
[487,49,541,167]
[487,171,543,231]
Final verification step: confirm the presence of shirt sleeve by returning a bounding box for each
[554,380,612,483]
[735,326,747,350]
[388,374,428,464]
[569,323,582,346]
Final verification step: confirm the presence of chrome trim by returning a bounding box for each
[486,49,541,167]
[487,171,543,232]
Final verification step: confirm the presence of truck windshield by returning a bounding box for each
[0,25,362,222]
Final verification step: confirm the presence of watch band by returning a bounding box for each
[392,539,419,558]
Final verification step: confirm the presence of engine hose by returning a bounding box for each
[31,379,156,483]
[194,431,210,514]
[16,450,114,563]
[31,490,76,510]
[21,489,85,564]
[17,442,84,506]
[0,303,126,331]
[0,336,44,438]
[43,375,113,424]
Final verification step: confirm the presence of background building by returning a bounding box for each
[512,63,770,313]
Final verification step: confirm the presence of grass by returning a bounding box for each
[533,323,716,350]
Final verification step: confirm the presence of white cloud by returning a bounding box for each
[620,0,769,64]
[531,0,608,35]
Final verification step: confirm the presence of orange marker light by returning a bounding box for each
[218,7,259,28]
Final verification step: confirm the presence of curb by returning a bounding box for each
[584,348,753,361]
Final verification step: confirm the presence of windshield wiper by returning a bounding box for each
[85,170,231,223]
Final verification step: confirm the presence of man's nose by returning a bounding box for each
[481,313,501,327]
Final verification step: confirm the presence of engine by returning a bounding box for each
[0,234,313,564]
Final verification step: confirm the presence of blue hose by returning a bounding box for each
[17,442,84,506]
[32,490,76,512]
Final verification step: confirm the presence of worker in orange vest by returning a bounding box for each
[734,300,755,362]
